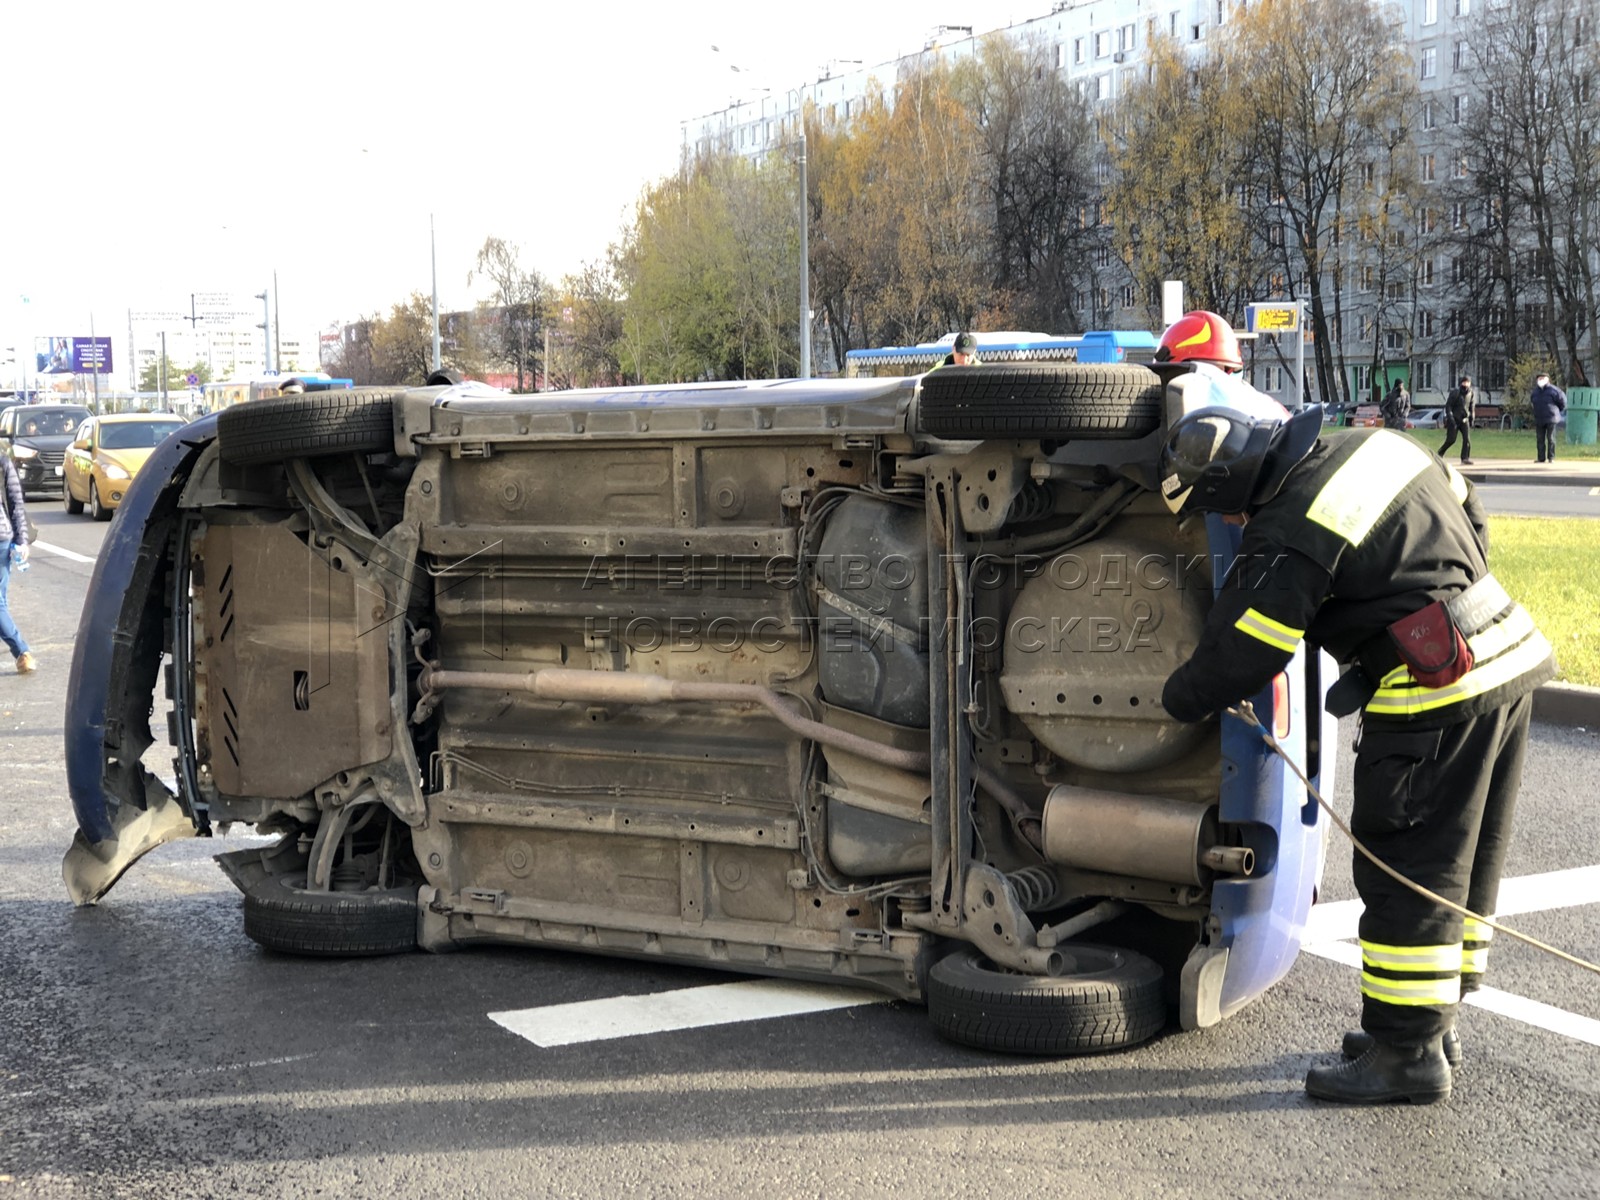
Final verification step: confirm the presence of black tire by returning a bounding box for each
[216,388,400,465]
[927,944,1166,1054]
[64,485,83,515]
[89,480,109,521]
[919,364,1163,440]
[242,871,419,957]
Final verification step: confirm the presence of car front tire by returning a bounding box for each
[217,389,401,465]
[927,944,1166,1054]
[89,479,109,521]
[242,871,420,957]
[918,364,1164,441]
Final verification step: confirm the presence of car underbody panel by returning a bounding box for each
[65,373,1328,1037]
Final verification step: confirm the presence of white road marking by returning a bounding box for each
[489,865,1598,1051]
[490,978,886,1048]
[28,540,96,564]
[1300,940,1600,1047]
[1590,487,1600,497]
[1303,864,1600,1048]
[1303,864,1600,944]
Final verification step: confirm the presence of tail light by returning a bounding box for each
[1271,672,1292,739]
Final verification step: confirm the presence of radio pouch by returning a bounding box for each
[1386,600,1473,689]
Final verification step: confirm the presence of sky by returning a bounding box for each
[4,0,1039,371]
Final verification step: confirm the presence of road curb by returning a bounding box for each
[1533,682,1600,729]
[1460,470,1600,488]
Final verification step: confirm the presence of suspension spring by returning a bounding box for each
[1006,481,1054,525]
[1007,865,1058,912]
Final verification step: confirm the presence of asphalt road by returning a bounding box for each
[1475,481,1600,518]
[2,509,1598,1200]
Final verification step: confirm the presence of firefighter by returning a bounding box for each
[1152,309,1244,374]
[1156,394,1555,1104]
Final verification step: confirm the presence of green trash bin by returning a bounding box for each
[1568,387,1599,447]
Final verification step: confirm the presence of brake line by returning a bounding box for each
[1228,701,1600,978]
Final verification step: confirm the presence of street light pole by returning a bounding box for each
[799,121,810,380]
[254,289,270,373]
[430,213,442,374]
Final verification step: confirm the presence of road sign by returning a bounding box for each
[1247,303,1300,333]
[186,373,199,385]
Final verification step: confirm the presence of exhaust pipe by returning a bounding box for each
[1039,785,1254,886]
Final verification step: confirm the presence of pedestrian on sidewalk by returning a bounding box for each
[1380,380,1411,430]
[1530,372,1567,464]
[1,454,37,674]
[1440,375,1475,465]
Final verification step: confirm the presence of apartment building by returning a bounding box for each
[684,0,1595,409]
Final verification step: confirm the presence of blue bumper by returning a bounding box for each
[65,414,217,845]
[1202,515,1334,1017]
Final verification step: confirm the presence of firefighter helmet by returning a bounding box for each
[1159,405,1322,516]
[1155,311,1244,373]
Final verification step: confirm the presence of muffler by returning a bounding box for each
[1039,785,1254,886]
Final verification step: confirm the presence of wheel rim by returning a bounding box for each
[964,944,1129,982]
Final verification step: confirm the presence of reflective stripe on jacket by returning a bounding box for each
[1162,428,1554,729]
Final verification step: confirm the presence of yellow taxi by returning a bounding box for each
[63,412,187,520]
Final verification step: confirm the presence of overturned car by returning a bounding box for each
[64,357,1333,1053]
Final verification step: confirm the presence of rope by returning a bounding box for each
[1227,701,1600,978]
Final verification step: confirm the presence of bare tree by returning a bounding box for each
[469,236,546,392]
[1451,0,1600,387]
[1221,0,1417,406]
[965,34,1102,331]
[1109,33,1270,330]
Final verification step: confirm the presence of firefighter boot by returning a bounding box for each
[1342,1026,1461,1067]
[1305,1037,1452,1104]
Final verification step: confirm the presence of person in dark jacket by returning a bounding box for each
[1,455,37,673]
[1380,380,1410,430]
[937,332,980,368]
[1159,404,1554,1105]
[1530,373,1568,463]
[1439,375,1475,465]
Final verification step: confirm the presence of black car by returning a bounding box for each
[0,404,92,495]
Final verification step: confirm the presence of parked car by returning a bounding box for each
[1408,408,1446,429]
[63,366,1334,1054]
[62,412,187,520]
[0,403,91,496]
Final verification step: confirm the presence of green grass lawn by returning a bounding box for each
[1488,516,1600,687]
[1408,428,1600,461]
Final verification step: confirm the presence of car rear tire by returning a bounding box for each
[64,485,83,515]
[242,871,420,957]
[89,480,109,521]
[927,944,1166,1054]
[216,388,401,465]
[918,364,1163,440]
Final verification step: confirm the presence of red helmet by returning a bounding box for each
[1155,311,1243,373]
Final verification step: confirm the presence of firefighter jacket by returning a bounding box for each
[1162,428,1555,730]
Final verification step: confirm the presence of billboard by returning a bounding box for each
[35,336,114,375]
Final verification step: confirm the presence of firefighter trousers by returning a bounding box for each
[1349,691,1533,1047]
